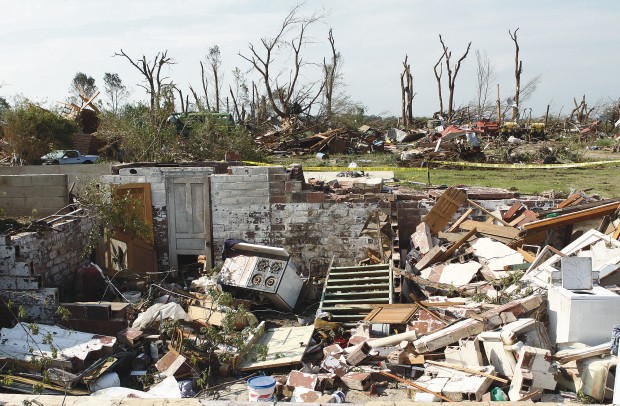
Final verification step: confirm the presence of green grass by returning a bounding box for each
[395,165,620,197]
[269,153,620,198]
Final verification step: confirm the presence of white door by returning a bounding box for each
[166,176,212,270]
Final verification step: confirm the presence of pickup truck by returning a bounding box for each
[41,150,99,165]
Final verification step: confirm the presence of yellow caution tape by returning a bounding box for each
[431,159,620,169]
[242,159,620,171]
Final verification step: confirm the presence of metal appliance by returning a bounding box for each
[218,243,303,312]
[548,285,620,346]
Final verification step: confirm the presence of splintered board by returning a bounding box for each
[237,324,315,371]
[364,306,416,324]
[423,186,467,234]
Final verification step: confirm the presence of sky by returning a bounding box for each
[1,0,619,118]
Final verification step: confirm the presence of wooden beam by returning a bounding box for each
[378,371,454,402]
[425,360,508,384]
[467,199,512,226]
[440,228,477,261]
[409,293,449,325]
[460,220,520,240]
[448,208,473,232]
[517,247,536,263]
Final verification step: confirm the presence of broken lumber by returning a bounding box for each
[447,208,473,232]
[425,360,508,384]
[552,342,611,364]
[523,200,620,233]
[423,186,467,234]
[378,371,453,402]
[413,319,484,354]
[459,220,520,240]
[472,294,545,329]
[440,228,477,261]
[414,245,446,272]
[467,199,512,226]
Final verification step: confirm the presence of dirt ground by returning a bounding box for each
[200,379,416,403]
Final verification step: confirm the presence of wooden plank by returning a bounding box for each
[523,201,620,233]
[423,186,467,234]
[557,193,583,208]
[363,307,416,324]
[503,202,525,221]
[440,228,477,261]
[378,371,454,402]
[413,245,446,272]
[517,247,536,263]
[409,293,448,325]
[508,213,527,227]
[425,360,508,384]
[447,208,473,233]
[467,199,512,226]
[460,220,520,240]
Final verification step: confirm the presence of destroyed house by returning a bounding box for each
[1,163,620,403]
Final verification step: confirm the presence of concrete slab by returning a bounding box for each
[305,171,394,182]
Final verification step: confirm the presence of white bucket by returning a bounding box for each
[124,291,142,304]
[247,376,276,402]
[88,372,121,392]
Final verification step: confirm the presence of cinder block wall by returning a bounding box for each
[0,163,112,194]
[0,217,92,323]
[210,166,390,275]
[0,174,69,216]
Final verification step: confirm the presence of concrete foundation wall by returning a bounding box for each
[0,174,69,216]
[0,217,93,323]
[210,166,390,275]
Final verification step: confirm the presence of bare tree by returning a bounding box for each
[438,35,472,120]
[400,55,414,128]
[323,28,340,124]
[239,5,326,124]
[509,28,522,121]
[114,50,175,115]
[474,50,495,119]
[570,95,597,124]
[433,53,445,116]
[229,67,249,122]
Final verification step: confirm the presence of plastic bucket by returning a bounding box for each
[247,376,276,402]
[88,372,120,392]
[124,291,142,304]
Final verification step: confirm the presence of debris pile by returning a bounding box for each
[1,185,620,403]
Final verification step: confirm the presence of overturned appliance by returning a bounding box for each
[218,243,303,312]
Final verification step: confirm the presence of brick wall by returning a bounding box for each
[210,166,391,275]
[0,217,92,323]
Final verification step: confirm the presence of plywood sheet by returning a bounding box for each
[364,307,417,324]
[237,325,314,371]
